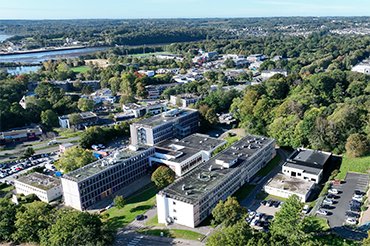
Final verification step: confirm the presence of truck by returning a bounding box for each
[45,163,57,171]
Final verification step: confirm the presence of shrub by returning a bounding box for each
[25,193,40,203]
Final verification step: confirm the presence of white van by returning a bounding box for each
[302,205,310,214]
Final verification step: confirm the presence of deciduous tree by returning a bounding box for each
[151,166,175,188]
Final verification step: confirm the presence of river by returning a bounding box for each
[1,66,40,75]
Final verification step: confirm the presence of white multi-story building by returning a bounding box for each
[58,112,98,129]
[150,134,227,176]
[14,172,62,203]
[156,135,276,228]
[122,103,166,118]
[61,145,155,211]
[130,108,199,146]
[170,94,202,108]
[247,54,265,62]
[261,69,288,80]
[86,88,116,104]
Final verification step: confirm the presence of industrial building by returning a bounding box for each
[61,145,155,211]
[130,108,199,146]
[150,134,227,176]
[351,60,370,74]
[0,125,42,144]
[156,135,276,228]
[14,172,62,203]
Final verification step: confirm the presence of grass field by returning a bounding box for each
[54,128,84,139]
[104,186,158,231]
[335,155,370,180]
[233,184,256,203]
[0,183,14,196]
[136,229,205,241]
[71,66,91,73]
[145,215,165,227]
[256,155,282,176]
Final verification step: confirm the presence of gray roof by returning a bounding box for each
[16,172,61,191]
[291,148,331,167]
[132,108,197,129]
[265,173,315,196]
[63,145,153,182]
[160,135,274,204]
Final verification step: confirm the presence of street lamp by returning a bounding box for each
[343,239,346,246]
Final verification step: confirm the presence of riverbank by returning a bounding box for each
[0,46,86,56]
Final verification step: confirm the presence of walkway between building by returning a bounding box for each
[88,175,153,213]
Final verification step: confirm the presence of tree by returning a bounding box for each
[56,146,96,173]
[24,147,35,158]
[119,88,136,105]
[77,98,94,112]
[73,79,82,90]
[176,95,182,107]
[69,113,83,126]
[270,194,306,244]
[39,207,113,246]
[345,133,368,158]
[12,201,54,244]
[114,196,126,211]
[41,109,58,127]
[206,220,252,246]
[78,126,106,149]
[0,198,18,242]
[81,85,93,95]
[151,166,176,188]
[211,196,247,227]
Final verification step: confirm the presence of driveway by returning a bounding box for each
[316,172,368,241]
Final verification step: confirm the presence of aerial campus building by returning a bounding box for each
[156,135,276,228]
[61,145,155,211]
[130,108,199,146]
[150,133,227,177]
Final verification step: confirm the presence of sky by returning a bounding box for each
[0,0,370,19]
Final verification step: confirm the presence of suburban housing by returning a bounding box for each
[170,94,202,108]
[156,135,276,228]
[58,112,98,129]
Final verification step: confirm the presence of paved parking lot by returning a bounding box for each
[247,200,282,230]
[316,172,368,240]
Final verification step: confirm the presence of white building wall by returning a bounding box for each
[282,165,322,183]
[61,178,82,210]
[156,194,195,228]
[14,181,62,203]
[264,185,312,202]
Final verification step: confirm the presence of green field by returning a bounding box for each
[255,155,282,176]
[145,214,165,227]
[233,184,256,203]
[136,229,205,241]
[335,155,370,180]
[71,66,91,73]
[0,183,14,196]
[104,186,158,231]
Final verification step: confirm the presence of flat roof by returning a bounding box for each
[16,172,61,191]
[160,135,274,204]
[0,125,42,137]
[63,145,153,182]
[132,108,197,129]
[291,148,331,167]
[265,173,315,196]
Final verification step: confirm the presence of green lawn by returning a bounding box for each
[0,183,14,195]
[104,186,158,231]
[255,155,282,176]
[130,52,169,58]
[71,66,91,73]
[233,184,256,203]
[224,135,242,143]
[335,155,370,180]
[136,229,205,241]
[145,214,165,227]
[54,128,84,138]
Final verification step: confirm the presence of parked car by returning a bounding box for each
[317,209,328,215]
[261,214,268,222]
[255,212,262,220]
[267,199,274,207]
[263,221,270,230]
[302,205,310,214]
[345,211,360,218]
[346,218,358,225]
[273,201,280,208]
[332,179,342,184]
[354,190,365,196]
[326,194,336,199]
[267,215,274,221]
[352,195,363,202]
[135,214,144,220]
[260,200,267,206]
[323,199,334,205]
[349,205,361,212]
[248,211,256,219]
[328,189,338,194]
[320,204,332,209]
[278,202,284,209]
[252,219,258,226]
[256,220,264,227]
[350,200,362,206]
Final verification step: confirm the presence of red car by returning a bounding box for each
[332,179,341,184]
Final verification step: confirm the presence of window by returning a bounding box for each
[298,173,301,176]
[173,201,176,205]
[173,209,177,213]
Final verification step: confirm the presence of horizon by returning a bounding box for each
[1,0,370,20]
